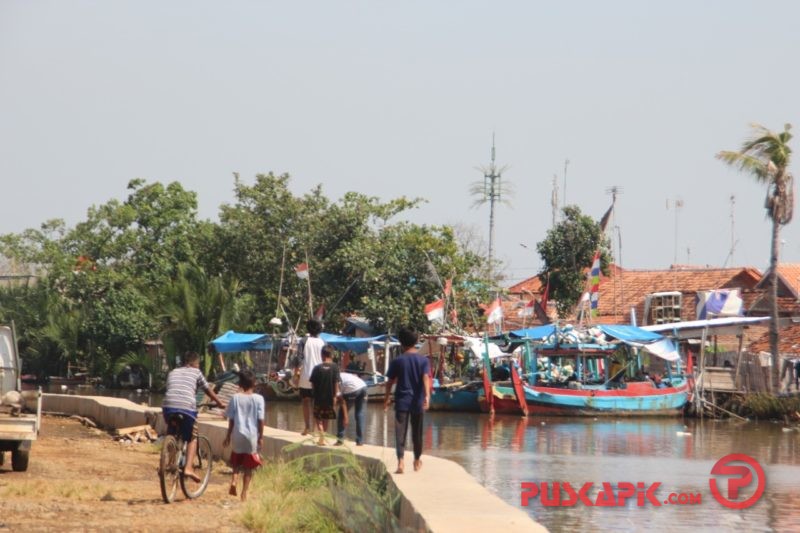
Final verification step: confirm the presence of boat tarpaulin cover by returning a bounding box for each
[211,331,272,353]
[320,333,396,354]
[509,324,557,339]
[599,325,681,362]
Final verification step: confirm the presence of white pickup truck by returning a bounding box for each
[0,324,41,472]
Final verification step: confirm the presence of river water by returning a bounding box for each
[54,386,800,532]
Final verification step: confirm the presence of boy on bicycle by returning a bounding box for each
[162,351,225,482]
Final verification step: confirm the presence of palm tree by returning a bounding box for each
[159,262,240,375]
[717,123,793,391]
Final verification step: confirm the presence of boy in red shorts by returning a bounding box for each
[223,369,265,501]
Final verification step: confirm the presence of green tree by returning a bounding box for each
[717,123,794,391]
[536,205,611,318]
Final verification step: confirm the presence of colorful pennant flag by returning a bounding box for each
[590,250,601,317]
[424,299,445,322]
[485,298,503,324]
[294,263,309,280]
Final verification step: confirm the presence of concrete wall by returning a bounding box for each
[41,394,545,533]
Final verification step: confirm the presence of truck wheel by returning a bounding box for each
[12,448,29,472]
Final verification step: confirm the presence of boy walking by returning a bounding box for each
[384,327,431,474]
[310,346,345,445]
[223,370,265,501]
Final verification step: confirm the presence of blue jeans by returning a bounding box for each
[336,387,366,444]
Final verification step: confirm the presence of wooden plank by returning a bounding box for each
[114,424,151,436]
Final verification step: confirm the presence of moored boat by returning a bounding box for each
[479,324,690,416]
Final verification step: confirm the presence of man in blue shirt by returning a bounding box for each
[384,326,431,474]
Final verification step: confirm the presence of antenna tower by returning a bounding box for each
[551,174,558,227]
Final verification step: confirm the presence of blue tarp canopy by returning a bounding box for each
[509,324,557,339]
[320,332,396,354]
[506,324,679,361]
[597,325,664,343]
[211,331,273,353]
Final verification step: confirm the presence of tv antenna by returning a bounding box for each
[551,174,559,227]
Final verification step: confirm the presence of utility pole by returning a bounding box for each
[730,195,736,265]
[605,186,623,319]
[667,197,684,265]
[551,174,558,227]
[562,158,570,208]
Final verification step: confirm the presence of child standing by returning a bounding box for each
[309,346,345,445]
[223,370,265,501]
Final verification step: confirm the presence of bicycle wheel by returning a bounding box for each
[180,435,212,499]
[159,435,181,503]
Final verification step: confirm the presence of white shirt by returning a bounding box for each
[298,336,325,389]
[340,372,367,395]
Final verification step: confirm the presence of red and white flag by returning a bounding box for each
[294,263,309,280]
[485,297,503,324]
[444,278,453,297]
[517,299,535,318]
[424,299,445,322]
[314,304,325,320]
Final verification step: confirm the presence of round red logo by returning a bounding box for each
[709,453,765,509]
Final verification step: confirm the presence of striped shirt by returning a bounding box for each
[162,366,209,411]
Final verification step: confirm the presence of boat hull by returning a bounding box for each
[430,384,481,412]
[480,380,690,416]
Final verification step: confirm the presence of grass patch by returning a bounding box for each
[240,444,407,533]
[730,393,800,420]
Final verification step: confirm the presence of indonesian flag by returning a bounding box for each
[294,262,309,280]
[517,299,535,318]
[314,304,325,320]
[444,278,453,297]
[424,299,445,322]
[485,297,503,324]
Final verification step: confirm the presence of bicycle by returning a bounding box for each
[158,408,214,503]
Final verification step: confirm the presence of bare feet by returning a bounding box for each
[413,459,422,472]
[229,484,237,496]
[317,438,326,446]
[183,470,202,483]
[395,460,404,474]
[301,428,310,436]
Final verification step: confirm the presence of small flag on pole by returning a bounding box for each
[517,299,535,318]
[424,299,445,322]
[294,263,309,280]
[314,304,325,321]
[485,298,503,324]
[590,251,601,317]
[444,278,453,297]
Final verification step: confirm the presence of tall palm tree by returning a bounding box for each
[717,123,793,391]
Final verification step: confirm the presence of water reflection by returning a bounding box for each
[57,387,800,532]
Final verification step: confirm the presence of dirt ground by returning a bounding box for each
[0,415,248,532]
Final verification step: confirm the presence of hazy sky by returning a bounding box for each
[2,1,799,286]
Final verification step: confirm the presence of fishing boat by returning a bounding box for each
[422,335,498,413]
[478,324,690,416]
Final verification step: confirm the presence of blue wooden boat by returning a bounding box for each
[479,324,691,416]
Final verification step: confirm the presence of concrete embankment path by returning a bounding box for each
[40,394,546,533]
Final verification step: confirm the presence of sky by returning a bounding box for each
[2,1,799,287]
